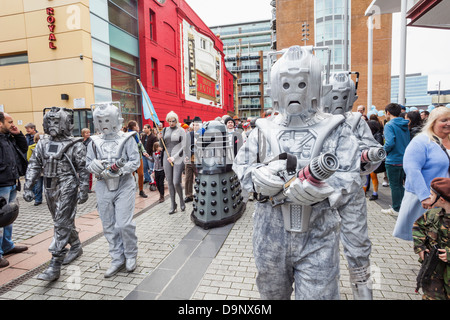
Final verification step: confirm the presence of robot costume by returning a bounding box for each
[233,46,361,300]
[23,107,89,281]
[85,102,140,278]
[322,72,386,300]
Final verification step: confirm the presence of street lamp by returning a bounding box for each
[302,22,309,45]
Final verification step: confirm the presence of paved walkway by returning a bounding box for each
[0,175,422,300]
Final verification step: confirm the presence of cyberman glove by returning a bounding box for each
[285,178,334,206]
[99,168,122,180]
[77,192,88,204]
[89,159,108,175]
[23,189,35,202]
[251,160,286,197]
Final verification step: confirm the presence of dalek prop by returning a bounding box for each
[191,120,245,229]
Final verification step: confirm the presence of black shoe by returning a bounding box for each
[139,191,148,198]
[369,194,378,201]
[34,202,42,206]
[184,197,193,203]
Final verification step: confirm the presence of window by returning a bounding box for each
[151,58,158,87]
[108,1,138,36]
[0,53,28,66]
[150,9,156,41]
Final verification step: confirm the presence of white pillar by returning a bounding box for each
[399,0,407,105]
[367,15,373,109]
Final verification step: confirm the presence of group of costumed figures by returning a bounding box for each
[19,45,385,300]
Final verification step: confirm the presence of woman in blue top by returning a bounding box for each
[393,107,450,240]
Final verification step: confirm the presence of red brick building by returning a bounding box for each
[138,0,235,126]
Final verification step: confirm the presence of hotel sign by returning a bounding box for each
[47,7,57,49]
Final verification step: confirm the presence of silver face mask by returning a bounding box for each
[323,72,358,115]
[43,107,74,138]
[268,46,327,121]
[92,102,123,136]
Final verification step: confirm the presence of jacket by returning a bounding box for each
[383,117,410,165]
[0,132,28,187]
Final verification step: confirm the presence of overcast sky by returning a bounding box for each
[185,0,450,91]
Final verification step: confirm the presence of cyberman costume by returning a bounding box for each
[233,46,361,300]
[322,72,385,299]
[24,107,89,281]
[86,102,140,278]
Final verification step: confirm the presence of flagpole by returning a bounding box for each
[137,79,173,166]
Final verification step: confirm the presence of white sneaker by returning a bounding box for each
[380,207,398,216]
[382,181,389,187]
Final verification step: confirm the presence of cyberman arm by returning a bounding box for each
[119,136,141,174]
[23,142,44,202]
[356,118,385,175]
[322,123,362,208]
[233,128,280,195]
[72,141,90,204]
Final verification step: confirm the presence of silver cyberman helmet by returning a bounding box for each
[267,46,330,120]
[323,72,359,115]
[91,102,124,135]
[43,107,74,138]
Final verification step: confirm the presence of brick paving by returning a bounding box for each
[0,175,422,300]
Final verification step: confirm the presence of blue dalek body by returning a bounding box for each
[191,120,245,229]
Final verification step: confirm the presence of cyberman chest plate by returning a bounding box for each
[256,115,345,233]
[41,137,83,179]
[91,132,136,164]
[257,115,344,170]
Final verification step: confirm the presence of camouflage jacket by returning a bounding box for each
[412,208,450,281]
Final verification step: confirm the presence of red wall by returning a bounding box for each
[138,0,235,127]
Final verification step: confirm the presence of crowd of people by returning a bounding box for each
[0,100,448,298]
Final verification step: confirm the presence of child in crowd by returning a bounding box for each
[412,177,450,300]
[151,141,165,203]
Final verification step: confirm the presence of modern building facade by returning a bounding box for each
[391,73,432,107]
[0,0,234,135]
[210,20,273,119]
[274,0,393,111]
[139,0,235,126]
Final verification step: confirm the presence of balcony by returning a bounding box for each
[237,78,261,85]
[238,91,261,97]
[238,104,261,110]
[229,65,261,73]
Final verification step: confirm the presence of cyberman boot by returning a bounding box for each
[349,265,373,300]
[63,246,83,265]
[37,256,64,281]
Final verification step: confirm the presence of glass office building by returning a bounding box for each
[314,0,351,71]
[211,20,273,119]
[90,0,141,125]
[391,73,432,107]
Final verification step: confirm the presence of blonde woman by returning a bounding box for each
[161,111,187,214]
[393,107,450,240]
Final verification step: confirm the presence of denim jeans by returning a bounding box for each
[142,157,154,183]
[33,176,44,204]
[385,164,405,212]
[0,185,17,257]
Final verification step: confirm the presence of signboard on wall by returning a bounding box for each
[182,21,223,108]
[197,71,215,101]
